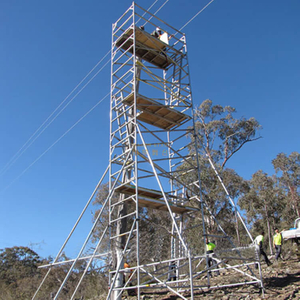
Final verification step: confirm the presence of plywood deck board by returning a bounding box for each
[116,28,166,51]
[115,184,198,214]
[115,184,162,199]
[115,27,171,69]
[123,93,190,129]
[137,197,191,214]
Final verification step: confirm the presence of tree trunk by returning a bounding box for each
[235,210,240,246]
[289,184,300,217]
[265,212,273,255]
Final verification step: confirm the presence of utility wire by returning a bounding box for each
[0,50,111,177]
[1,0,212,193]
[143,0,160,15]
[0,93,110,195]
[179,0,215,32]
[137,0,160,26]
[0,58,110,177]
[142,0,169,26]
[0,0,168,192]
[0,0,166,177]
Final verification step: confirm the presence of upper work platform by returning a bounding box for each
[115,184,198,214]
[115,26,172,69]
[123,93,190,130]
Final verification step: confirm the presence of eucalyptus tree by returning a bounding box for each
[238,170,285,254]
[0,246,41,285]
[181,99,262,242]
[193,99,261,169]
[272,152,300,220]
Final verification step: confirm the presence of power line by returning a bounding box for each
[0,0,168,192]
[0,0,168,178]
[179,0,215,32]
[142,0,169,26]
[0,93,110,195]
[1,0,213,193]
[0,50,111,177]
[1,58,111,177]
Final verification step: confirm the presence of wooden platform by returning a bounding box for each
[115,27,171,69]
[123,93,190,130]
[115,184,198,214]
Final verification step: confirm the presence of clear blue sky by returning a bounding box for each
[0,0,299,259]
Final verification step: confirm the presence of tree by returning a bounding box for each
[238,171,285,254]
[194,99,261,169]
[177,99,262,244]
[0,246,43,300]
[0,246,41,285]
[272,152,300,219]
[176,155,249,246]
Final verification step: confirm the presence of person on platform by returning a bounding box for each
[151,27,162,38]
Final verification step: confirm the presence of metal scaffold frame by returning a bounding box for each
[32,3,264,300]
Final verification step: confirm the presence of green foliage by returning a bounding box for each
[238,153,300,252]
[0,246,107,300]
[88,100,297,296]
[0,246,42,299]
[176,98,263,244]
[272,152,300,219]
[194,99,261,168]
[0,246,41,285]
[238,170,286,253]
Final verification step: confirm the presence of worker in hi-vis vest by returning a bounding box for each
[206,238,219,275]
[254,231,272,267]
[273,228,283,261]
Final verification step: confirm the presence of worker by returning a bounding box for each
[206,238,219,276]
[273,228,282,261]
[123,261,133,283]
[254,231,272,267]
[151,27,162,38]
[124,261,137,296]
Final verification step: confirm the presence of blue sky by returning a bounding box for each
[0,0,299,259]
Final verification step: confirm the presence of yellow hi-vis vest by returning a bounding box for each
[206,242,216,251]
[254,235,264,245]
[273,233,282,245]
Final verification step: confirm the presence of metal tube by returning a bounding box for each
[31,165,109,300]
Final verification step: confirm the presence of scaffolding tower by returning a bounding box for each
[32,3,264,300]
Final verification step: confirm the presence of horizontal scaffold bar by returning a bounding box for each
[115,184,198,214]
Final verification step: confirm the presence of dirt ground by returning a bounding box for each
[125,255,300,300]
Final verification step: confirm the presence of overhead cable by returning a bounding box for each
[0,93,110,195]
[179,0,215,32]
[0,51,111,177]
[2,0,213,192]
[0,0,165,177]
[142,0,169,26]
[0,0,166,191]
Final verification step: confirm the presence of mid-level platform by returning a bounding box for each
[115,184,198,214]
[123,93,190,130]
[115,26,171,69]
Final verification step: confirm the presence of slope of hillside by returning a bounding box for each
[126,255,300,300]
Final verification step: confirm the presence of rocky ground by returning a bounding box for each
[124,255,300,300]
